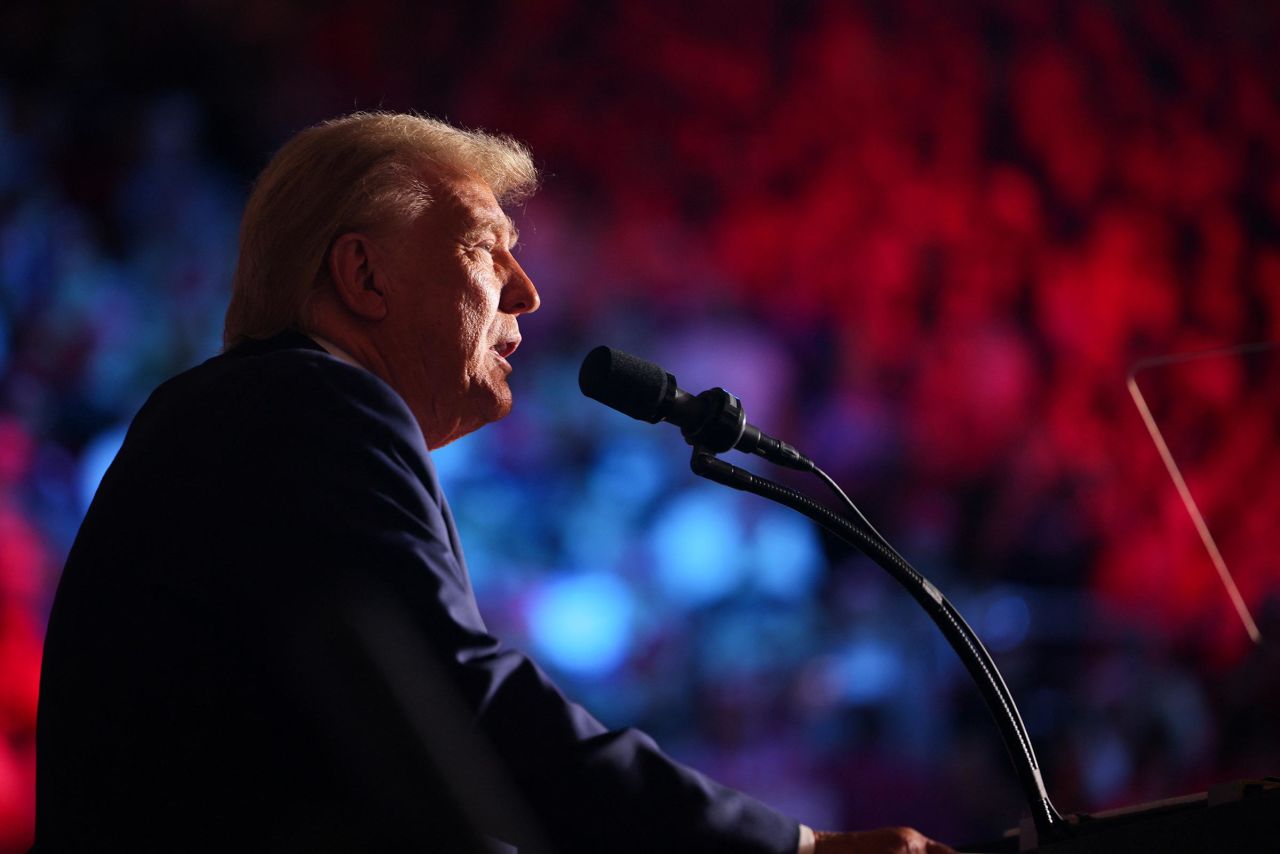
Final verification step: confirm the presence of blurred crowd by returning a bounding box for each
[1,0,1278,849]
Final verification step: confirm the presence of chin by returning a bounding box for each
[487,393,514,422]
[455,388,514,439]
[482,376,515,417]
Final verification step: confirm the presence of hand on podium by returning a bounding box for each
[814,827,956,853]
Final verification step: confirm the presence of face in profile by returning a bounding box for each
[371,171,540,449]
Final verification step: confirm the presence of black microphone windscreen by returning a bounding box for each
[578,346,673,423]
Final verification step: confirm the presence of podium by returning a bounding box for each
[969,778,1280,852]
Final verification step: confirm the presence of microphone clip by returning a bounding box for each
[678,387,815,472]
[678,387,748,454]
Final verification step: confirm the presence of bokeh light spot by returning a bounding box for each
[650,489,745,606]
[528,573,635,677]
[829,639,903,705]
[751,510,824,599]
[77,426,128,511]
[983,592,1032,652]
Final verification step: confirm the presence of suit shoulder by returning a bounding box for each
[250,349,413,424]
[162,345,418,437]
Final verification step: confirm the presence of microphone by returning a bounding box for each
[578,346,814,471]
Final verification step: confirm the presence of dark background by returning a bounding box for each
[1,0,1278,849]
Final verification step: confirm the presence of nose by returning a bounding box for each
[501,254,541,315]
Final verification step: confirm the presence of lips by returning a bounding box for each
[491,337,520,359]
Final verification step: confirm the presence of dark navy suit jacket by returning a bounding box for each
[35,331,799,852]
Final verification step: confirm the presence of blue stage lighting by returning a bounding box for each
[650,488,745,607]
[528,573,636,677]
[751,510,824,599]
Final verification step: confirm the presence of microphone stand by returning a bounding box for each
[592,367,1278,849]
[679,389,1069,844]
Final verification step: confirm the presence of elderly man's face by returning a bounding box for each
[374,171,539,448]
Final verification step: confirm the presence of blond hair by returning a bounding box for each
[223,112,537,348]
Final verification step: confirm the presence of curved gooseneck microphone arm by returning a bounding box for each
[579,346,1067,840]
[688,443,1068,842]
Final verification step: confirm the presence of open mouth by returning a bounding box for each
[491,338,520,359]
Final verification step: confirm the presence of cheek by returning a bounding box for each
[458,299,496,361]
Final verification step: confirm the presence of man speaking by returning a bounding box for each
[35,112,952,853]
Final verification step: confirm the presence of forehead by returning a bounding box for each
[431,172,513,234]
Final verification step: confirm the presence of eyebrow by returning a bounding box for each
[464,213,519,249]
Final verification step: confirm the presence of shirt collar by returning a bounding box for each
[306,333,366,371]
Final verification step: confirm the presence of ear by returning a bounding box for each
[327,232,389,321]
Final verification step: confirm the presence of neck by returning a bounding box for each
[302,295,393,384]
